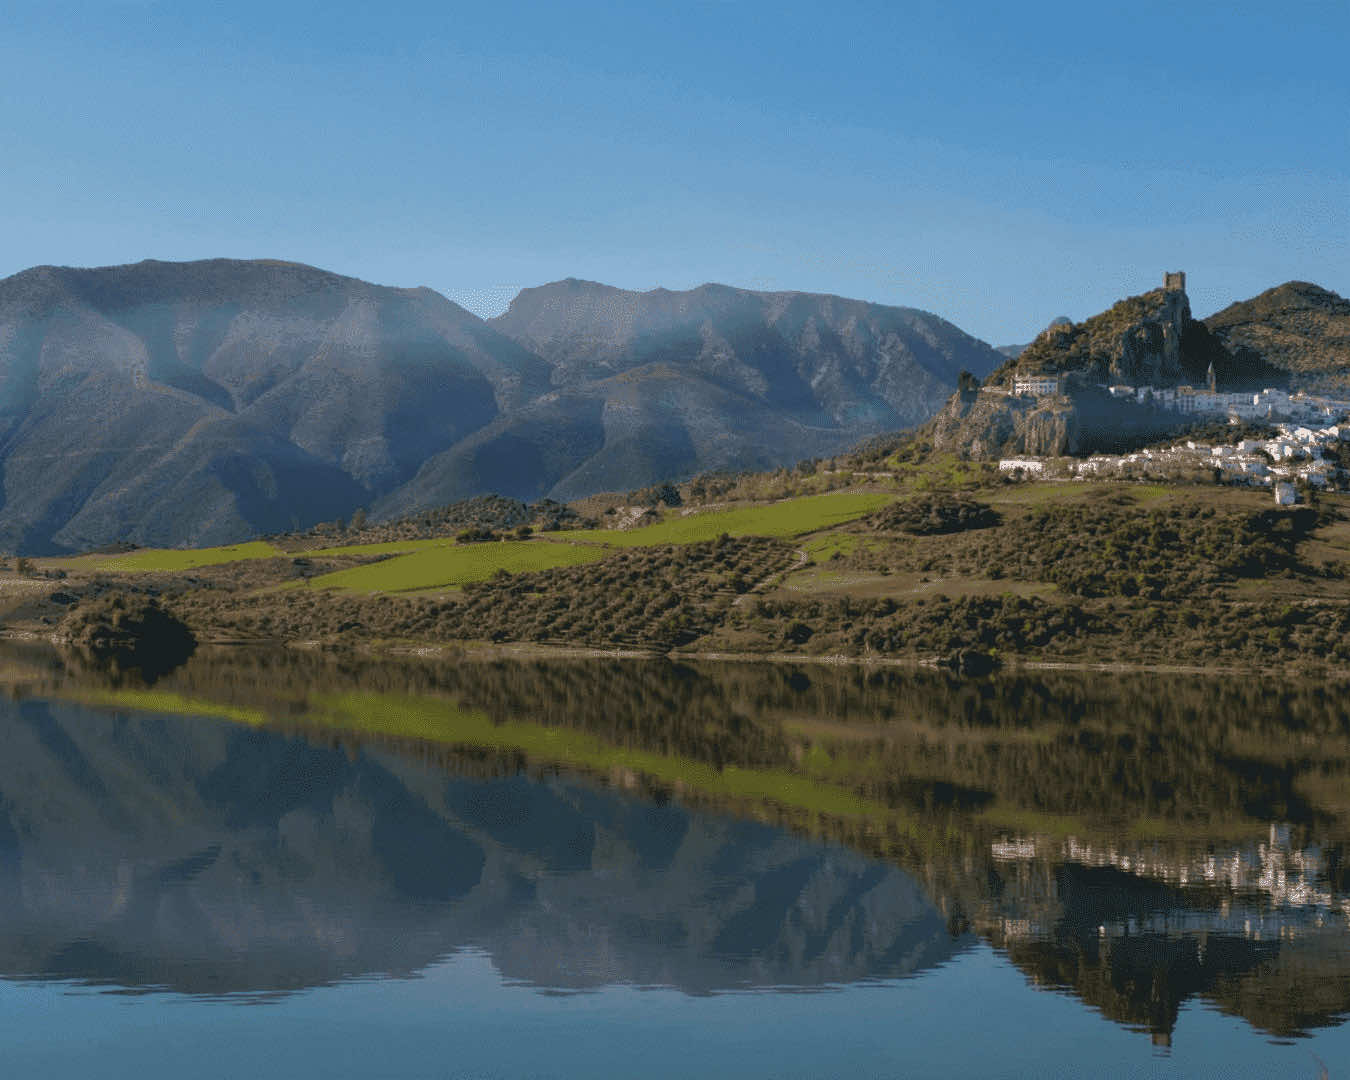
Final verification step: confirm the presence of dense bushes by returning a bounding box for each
[177,536,796,652]
[58,592,196,677]
[867,494,1000,535]
[850,499,1323,602]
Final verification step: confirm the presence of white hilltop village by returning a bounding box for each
[1000,275,1350,504]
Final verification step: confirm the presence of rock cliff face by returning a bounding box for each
[1003,285,1197,387]
[930,279,1243,460]
[930,387,1077,458]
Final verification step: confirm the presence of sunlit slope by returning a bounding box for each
[308,491,893,593]
[308,539,612,593]
[63,540,284,572]
[49,491,892,593]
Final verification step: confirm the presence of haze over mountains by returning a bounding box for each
[0,259,1003,553]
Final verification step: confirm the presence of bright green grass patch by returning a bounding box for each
[303,539,610,594]
[63,540,283,573]
[304,538,449,557]
[802,531,880,562]
[300,491,893,594]
[559,491,894,549]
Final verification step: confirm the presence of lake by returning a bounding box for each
[0,644,1346,1078]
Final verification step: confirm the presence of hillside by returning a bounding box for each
[0,259,549,553]
[928,275,1309,460]
[0,261,1000,553]
[1204,281,1350,391]
[384,279,1004,510]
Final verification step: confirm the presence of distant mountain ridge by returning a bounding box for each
[388,277,1003,508]
[1204,281,1350,392]
[0,259,1003,552]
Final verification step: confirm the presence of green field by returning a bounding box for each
[559,491,893,548]
[305,491,894,593]
[304,538,445,557]
[62,540,284,573]
[304,538,611,593]
[49,491,894,592]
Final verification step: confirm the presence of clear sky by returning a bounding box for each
[2,0,1346,344]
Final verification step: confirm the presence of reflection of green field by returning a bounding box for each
[313,692,893,820]
[307,491,893,593]
[62,541,283,572]
[72,690,273,728]
[72,687,897,825]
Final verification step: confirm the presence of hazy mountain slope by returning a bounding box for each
[369,278,1001,513]
[1204,281,1350,392]
[0,259,549,551]
[491,279,1003,427]
[0,260,1002,550]
[380,364,859,510]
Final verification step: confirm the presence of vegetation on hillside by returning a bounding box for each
[1205,281,1350,390]
[866,494,1000,535]
[170,536,796,651]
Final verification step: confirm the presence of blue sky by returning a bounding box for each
[2,0,1346,343]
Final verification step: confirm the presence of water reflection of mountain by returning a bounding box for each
[0,700,965,997]
[3,644,1350,1041]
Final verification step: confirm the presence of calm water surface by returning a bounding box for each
[0,646,1347,1078]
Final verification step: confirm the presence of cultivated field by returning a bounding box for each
[47,490,895,595]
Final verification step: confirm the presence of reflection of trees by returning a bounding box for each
[92,646,1350,848]
[982,861,1350,1041]
[0,698,965,997]
[4,642,1350,1037]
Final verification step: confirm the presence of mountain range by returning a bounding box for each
[0,259,1003,552]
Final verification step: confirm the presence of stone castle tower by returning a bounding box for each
[1164,270,1186,292]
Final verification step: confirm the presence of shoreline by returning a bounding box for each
[239,634,1276,678]
[0,625,1296,680]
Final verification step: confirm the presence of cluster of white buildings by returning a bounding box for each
[999,423,1349,501]
[1011,372,1350,426]
[1112,384,1350,423]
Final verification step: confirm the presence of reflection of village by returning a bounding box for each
[1002,377,1350,502]
[990,824,1350,936]
[974,825,1350,1046]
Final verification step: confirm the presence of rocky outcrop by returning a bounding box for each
[1004,286,1194,387]
[931,277,1256,460]
[930,387,1077,458]
[930,383,1195,461]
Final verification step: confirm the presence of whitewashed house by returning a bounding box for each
[998,458,1046,475]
